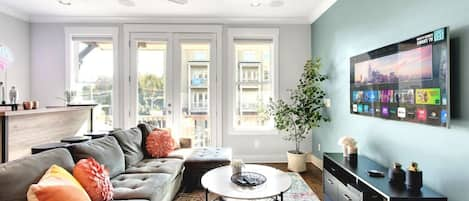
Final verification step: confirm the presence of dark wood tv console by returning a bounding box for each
[323,153,447,201]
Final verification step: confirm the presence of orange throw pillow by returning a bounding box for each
[27,165,91,201]
[146,128,175,158]
[73,158,113,201]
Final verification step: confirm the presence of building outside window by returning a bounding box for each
[227,28,279,134]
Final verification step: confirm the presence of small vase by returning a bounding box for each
[389,162,405,187]
[406,171,423,192]
[343,146,349,157]
[231,159,244,175]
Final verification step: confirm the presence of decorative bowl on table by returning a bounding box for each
[230,172,267,187]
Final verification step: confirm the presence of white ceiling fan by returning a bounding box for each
[118,0,188,7]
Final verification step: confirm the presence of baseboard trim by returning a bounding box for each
[233,153,323,170]
[233,154,287,163]
[307,153,323,170]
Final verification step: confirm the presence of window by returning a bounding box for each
[65,27,119,130]
[227,28,279,134]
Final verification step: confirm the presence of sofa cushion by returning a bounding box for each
[27,164,91,201]
[125,158,183,180]
[68,136,125,178]
[111,173,171,201]
[112,127,145,168]
[146,129,175,158]
[137,123,154,157]
[0,148,75,201]
[73,158,113,201]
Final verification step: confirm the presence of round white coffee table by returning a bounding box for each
[201,164,291,201]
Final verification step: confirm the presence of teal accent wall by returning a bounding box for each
[311,1,469,200]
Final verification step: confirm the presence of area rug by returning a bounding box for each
[174,172,320,201]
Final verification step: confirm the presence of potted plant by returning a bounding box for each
[268,58,330,172]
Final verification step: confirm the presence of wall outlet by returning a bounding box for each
[317,143,321,151]
[324,98,331,108]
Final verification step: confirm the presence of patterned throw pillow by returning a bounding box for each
[146,128,175,158]
[27,165,91,201]
[73,158,113,201]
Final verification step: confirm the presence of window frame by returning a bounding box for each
[226,28,280,135]
[64,27,120,129]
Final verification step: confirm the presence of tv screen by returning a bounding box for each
[350,27,450,127]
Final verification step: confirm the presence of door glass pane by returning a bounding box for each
[71,39,113,130]
[180,42,210,147]
[136,41,168,128]
[234,41,274,130]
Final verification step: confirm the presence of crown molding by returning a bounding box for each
[0,4,30,22]
[29,15,312,24]
[309,0,336,23]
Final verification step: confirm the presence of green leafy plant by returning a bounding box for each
[267,58,330,154]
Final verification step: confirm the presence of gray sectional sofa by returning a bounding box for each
[0,125,187,201]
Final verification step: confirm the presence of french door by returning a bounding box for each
[129,32,218,147]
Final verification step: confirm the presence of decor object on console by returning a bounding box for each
[337,136,357,157]
[23,101,33,110]
[407,162,423,192]
[57,90,76,105]
[146,128,175,158]
[0,44,13,105]
[389,162,406,187]
[73,157,113,201]
[268,58,329,172]
[27,164,91,201]
[9,86,17,104]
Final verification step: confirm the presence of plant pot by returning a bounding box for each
[287,151,306,172]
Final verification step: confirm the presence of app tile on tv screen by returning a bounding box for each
[417,108,427,121]
[441,110,448,123]
[398,107,406,118]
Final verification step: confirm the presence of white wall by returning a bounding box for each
[29,23,312,162]
[0,12,30,102]
[30,23,65,106]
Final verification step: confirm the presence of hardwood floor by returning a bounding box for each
[259,163,324,201]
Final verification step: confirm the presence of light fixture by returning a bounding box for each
[168,0,188,5]
[250,0,262,7]
[118,0,136,7]
[58,0,72,6]
[269,0,284,7]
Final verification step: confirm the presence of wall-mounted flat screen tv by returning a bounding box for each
[350,27,450,127]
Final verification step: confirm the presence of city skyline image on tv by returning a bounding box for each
[354,45,433,85]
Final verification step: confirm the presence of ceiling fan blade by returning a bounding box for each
[118,0,136,7]
[168,0,188,5]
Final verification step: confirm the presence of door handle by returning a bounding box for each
[327,179,333,185]
[167,103,172,114]
[343,194,352,201]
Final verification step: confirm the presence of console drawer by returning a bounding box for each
[324,170,340,201]
[324,156,356,185]
[339,184,362,201]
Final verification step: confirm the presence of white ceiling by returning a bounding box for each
[0,0,336,23]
